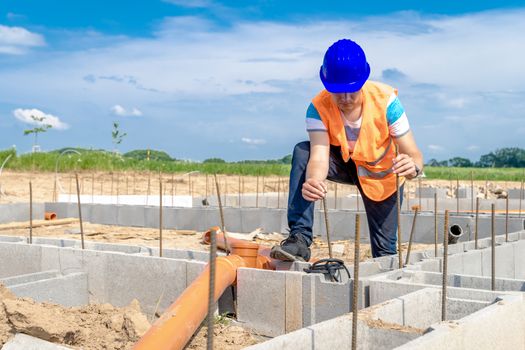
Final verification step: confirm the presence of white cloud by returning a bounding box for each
[163,0,213,8]
[241,137,266,145]
[0,25,45,54]
[13,108,69,130]
[428,144,444,152]
[467,145,479,151]
[1,9,525,159]
[111,105,143,117]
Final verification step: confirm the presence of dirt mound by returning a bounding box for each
[0,284,150,349]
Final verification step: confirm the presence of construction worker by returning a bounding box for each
[271,39,423,262]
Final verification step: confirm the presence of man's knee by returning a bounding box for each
[292,141,310,165]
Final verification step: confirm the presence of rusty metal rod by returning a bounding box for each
[491,203,496,291]
[434,193,438,257]
[405,207,419,266]
[456,178,460,215]
[214,174,230,254]
[505,195,509,242]
[159,174,163,257]
[206,228,217,350]
[470,171,474,212]
[396,175,403,269]
[351,214,361,350]
[75,173,85,250]
[475,197,480,249]
[91,173,95,204]
[322,196,333,259]
[442,210,449,321]
[256,175,259,208]
[29,181,33,244]
[418,177,422,209]
[519,178,523,218]
[277,177,281,209]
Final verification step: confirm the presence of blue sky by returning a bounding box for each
[1,1,524,161]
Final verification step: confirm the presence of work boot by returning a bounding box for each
[270,234,311,262]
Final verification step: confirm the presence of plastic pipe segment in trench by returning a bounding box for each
[44,212,57,220]
[448,224,463,244]
[133,227,277,350]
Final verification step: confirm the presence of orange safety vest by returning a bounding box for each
[312,80,404,202]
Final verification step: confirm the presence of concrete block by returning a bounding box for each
[8,272,89,307]
[416,187,447,199]
[0,242,42,278]
[2,333,72,350]
[0,270,59,286]
[237,268,286,337]
[285,272,303,332]
[508,189,525,200]
[117,205,146,227]
[90,204,117,225]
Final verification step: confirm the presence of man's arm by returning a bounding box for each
[392,130,423,179]
[302,131,330,201]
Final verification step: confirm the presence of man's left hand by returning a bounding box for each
[393,154,418,179]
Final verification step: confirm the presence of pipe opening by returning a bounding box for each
[448,224,463,244]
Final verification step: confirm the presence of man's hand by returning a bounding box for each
[302,178,327,201]
[393,153,418,179]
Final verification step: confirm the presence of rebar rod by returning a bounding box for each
[277,177,281,209]
[214,174,230,254]
[491,203,496,291]
[322,196,333,258]
[456,178,460,215]
[75,173,85,250]
[29,181,33,244]
[396,174,403,269]
[519,179,523,218]
[206,228,217,350]
[405,207,419,266]
[442,210,449,321]
[91,173,95,204]
[351,214,361,350]
[505,195,509,242]
[418,177,422,209]
[238,175,241,208]
[256,175,259,208]
[470,171,474,212]
[434,193,438,257]
[475,197,479,249]
[159,174,163,257]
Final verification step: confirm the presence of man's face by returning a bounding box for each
[330,91,362,111]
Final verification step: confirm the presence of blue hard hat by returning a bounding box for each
[319,39,370,93]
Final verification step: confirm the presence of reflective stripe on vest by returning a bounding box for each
[357,165,393,179]
[365,138,392,167]
[312,81,403,201]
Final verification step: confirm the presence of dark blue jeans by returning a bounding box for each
[287,141,403,258]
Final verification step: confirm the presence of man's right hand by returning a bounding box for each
[302,178,327,202]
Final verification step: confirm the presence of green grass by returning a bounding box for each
[0,149,291,176]
[1,149,523,180]
[424,167,525,181]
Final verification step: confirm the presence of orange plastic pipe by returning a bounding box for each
[133,254,246,350]
[44,212,57,220]
[202,227,277,270]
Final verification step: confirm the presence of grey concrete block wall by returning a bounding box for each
[396,294,525,350]
[8,272,89,307]
[0,203,44,223]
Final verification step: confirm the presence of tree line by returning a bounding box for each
[427,147,525,168]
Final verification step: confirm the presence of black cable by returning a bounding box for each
[303,258,351,282]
